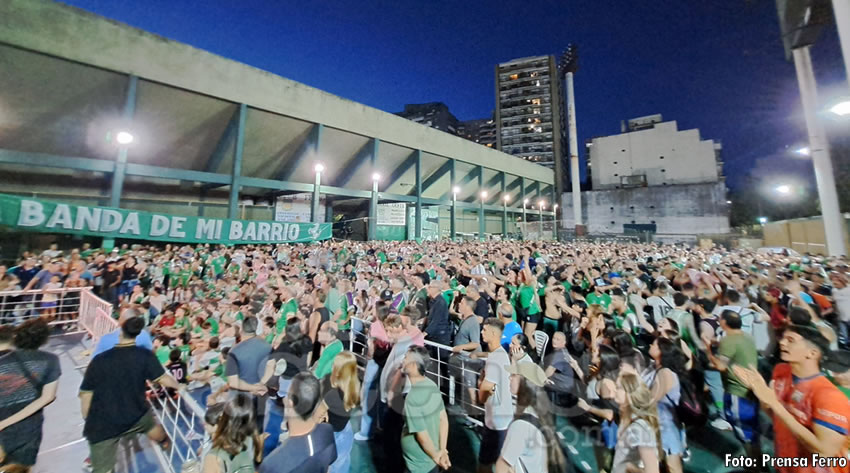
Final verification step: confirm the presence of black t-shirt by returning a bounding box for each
[123,266,139,281]
[259,423,337,473]
[80,344,165,443]
[103,269,121,287]
[166,361,187,384]
[0,349,61,437]
[321,377,351,432]
[474,296,491,320]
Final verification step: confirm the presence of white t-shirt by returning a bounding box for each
[646,295,674,324]
[484,347,513,431]
[834,286,850,322]
[500,408,546,473]
[713,305,769,352]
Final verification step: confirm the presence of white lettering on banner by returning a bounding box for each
[46,204,73,229]
[17,200,45,227]
[120,213,141,235]
[150,215,170,237]
[243,222,256,241]
[169,217,186,238]
[215,220,223,240]
[257,222,271,242]
[228,221,243,240]
[271,223,283,241]
[74,207,102,231]
[196,219,217,240]
[287,223,299,240]
[100,210,122,232]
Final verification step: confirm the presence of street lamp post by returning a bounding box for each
[369,172,379,240]
[538,200,545,240]
[522,198,528,240]
[502,195,509,238]
[451,186,459,242]
[480,190,488,241]
[312,163,324,223]
[553,203,559,241]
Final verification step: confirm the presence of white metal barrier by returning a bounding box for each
[349,317,485,425]
[77,289,117,345]
[146,386,208,473]
[0,286,111,329]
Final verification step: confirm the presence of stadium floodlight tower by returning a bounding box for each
[558,44,584,236]
[774,0,846,255]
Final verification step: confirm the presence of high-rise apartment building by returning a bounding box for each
[395,102,459,135]
[495,55,565,194]
[458,115,496,148]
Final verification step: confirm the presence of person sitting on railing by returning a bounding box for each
[80,316,182,473]
[92,307,153,357]
[0,320,60,471]
[259,372,337,473]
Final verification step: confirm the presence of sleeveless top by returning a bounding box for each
[643,367,680,430]
[206,438,255,473]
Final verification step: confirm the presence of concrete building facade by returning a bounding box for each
[0,0,556,245]
[495,55,566,195]
[562,115,729,236]
[589,114,723,189]
[395,102,460,135]
[458,116,497,148]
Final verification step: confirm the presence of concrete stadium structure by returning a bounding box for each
[0,0,555,245]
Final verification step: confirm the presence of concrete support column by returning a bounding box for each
[369,178,378,240]
[834,0,850,89]
[415,150,422,241]
[792,47,846,256]
[520,180,527,239]
[501,173,507,237]
[311,169,322,223]
[227,104,247,219]
[566,71,584,233]
[104,74,138,250]
[478,167,485,241]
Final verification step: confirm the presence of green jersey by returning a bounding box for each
[155,346,171,365]
[586,292,612,311]
[401,378,445,473]
[518,284,541,315]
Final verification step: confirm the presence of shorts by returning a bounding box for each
[89,411,157,473]
[522,311,542,325]
[40,301,57,309]
[478,426,507,465]
[724,393,760,444]
[0,426,42,466]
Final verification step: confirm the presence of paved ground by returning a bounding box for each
[36,334,767,473]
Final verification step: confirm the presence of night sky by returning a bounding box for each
[60,0,848,190]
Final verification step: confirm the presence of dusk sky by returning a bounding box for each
[61,0,848,190]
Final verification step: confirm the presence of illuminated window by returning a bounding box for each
[509,74,518,80]
[531,99,541,105]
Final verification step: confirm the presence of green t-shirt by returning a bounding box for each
[401,377,445,473]
[313,339,343,379]
[377,252,387,264]
[518,285,541,315]
[206,317,220,336]
[717,332,758,398]
[155,346,171,365]
[586,292,612,311]
[277,299,299,334]
[211,256,226,276]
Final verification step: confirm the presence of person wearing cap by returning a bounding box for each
[734,325,850,472]
[705,310,761,459]
[496,361,567,473]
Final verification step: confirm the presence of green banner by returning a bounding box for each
[0,194,332,245]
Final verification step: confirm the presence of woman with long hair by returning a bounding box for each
[202,392,263,473]
[509,332,540,365]
[316,351,361,473]
[611,373,661,473]
[643,337,686,473]
[577,343,621,473]
[516,268,542,350]
[496,362,567,473]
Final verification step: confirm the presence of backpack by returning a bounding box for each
[669,376,707,428]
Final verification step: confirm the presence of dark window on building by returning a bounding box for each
[661,169,666,173]
[631,220,636,224]
[613,161,618,165]
[659,156,664,160]
[651,220,656,224]
[610,221,615,224]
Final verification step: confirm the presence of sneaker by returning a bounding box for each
[710,418,732,431]
[83,457,93,472]
[682,448,691,463]
[354,432,370,442]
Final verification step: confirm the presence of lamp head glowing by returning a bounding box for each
[503,195,510,203]
[776,185,791,194]
[480,191,488,199]
[314,163,325,173]
[452,186,460,194]
[523,198,529,205]
[372,173,381,182]
[758,217,768,224]
[538,200,545,207]
[828,100,850,117]
[795,146,811,157]
[115,131,134,145]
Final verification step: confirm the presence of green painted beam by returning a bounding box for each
[0,150,113,173]
[227,103,247,219]
[335,138,377,187]
[274,123,323,181]
[320,185,372,199]
[124,164,231,184]
[383,150,417,192]
[240,177,313,192]
[439,166,481,200]
[411,159,453,196]
[415,150,422,240]
[204,105,240,173]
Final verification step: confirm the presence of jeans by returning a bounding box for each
[358,359,381,438]
[263,398,285,457]
[704,369,724,417]
[118,279,139,298]
[329,422,354,473]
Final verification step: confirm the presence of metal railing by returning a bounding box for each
[77,289,117,345]
[0,286,114,331]
[349,317,485,425]
[146,386,208,473]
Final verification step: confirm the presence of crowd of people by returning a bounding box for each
[0,238,849,473]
